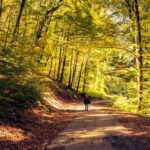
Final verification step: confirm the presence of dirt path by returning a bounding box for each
[46,105,147,150]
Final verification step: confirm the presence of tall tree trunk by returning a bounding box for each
[36,0,63,40]
[68,49,74,88]
[45,52,52,67]
[125,0,140,107]
[71,51,79,88]
[48,56,54,77]
[53,48,58,80]
[76,59,84,93]
[12,0,27,41]
[0,0,3,18]
[59,54,66,83]
[57,45,63,81]
[56,25,65,80]
[37,16,53,63]
[52,20,59,79]
[93,62,100,90]
[82,57,89,93]
[59,25,71,83]
[134,0,143,111]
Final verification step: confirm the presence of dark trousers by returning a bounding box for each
[85,104,88,111]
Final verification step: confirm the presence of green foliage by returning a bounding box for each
[0,77,42,101]
[87,90,107,100]
[0,0,149,119]
[112,96,138,113]
[0,77,44,121]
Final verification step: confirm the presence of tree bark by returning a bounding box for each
[134,0,143,111]
[48,56,54,77]
[52,20,59,79]
[82,57,89,93]
[0,0,3,18]
[37,15,53,63]
[71,51,79,88]
[53,48,58,79]
[125,0,140,108]
[68,49,74,88]
[36,0,63,39]
[57,45,63,81]
[12,0,27,41]
[59,54,66,83]
[93,62,100,90]
[76,59,84,92]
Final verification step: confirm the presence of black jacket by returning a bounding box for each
[84,97,90,104]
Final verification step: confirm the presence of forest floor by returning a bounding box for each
[0,109,76,150]
[0,100,149,150]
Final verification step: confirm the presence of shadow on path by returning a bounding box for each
[46,110,150,150]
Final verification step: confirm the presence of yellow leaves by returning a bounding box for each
[81,12,87,18]
[33,47,41,54]
[121,24,130,30]
[38,37,46,45]
[76,1,80,7]
[0,125,27,142]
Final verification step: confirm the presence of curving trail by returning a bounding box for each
[45,100,146,150]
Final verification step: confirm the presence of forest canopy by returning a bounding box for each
[0,0,149,116]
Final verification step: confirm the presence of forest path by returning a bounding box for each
[46,104,145,150]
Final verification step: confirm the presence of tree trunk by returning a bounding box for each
[68,49,74,88]
[134,0,143,111]
[0,0,3,18]
[12,0,26,41]
[125,0,140,108]
[93,62,100,90]
[36,0,63,40]
[48,56,54,77]
[71,51,79,88]
[57,45,63,81]
[76,59,84,92]
[59,24,71,83]
[37,15,53,63]
[82,57,89,93]
[59,54,66,83]
[53,48,58,79]
[52,20,59,79]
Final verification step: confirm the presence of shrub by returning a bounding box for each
[0,76,44,120]
[86,90,107,100]
[112,96,138,112]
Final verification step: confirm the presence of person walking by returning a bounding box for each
[84,94,91,111]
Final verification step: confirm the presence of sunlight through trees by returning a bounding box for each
[0,0,149,116]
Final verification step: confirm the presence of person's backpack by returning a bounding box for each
[88,99,91,104]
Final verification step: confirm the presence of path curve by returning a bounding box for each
[46,104,146,150]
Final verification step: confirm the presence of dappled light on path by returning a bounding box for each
[44,95,149,150]
[46,110,146,150]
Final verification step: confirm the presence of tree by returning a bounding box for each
[12,0,27,41]
[134,0,144,110]
[36,0,63,40]
[0,0,149,115]
[0,0,3,18]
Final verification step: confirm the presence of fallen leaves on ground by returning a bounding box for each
[0,108,76,150]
